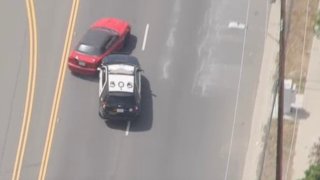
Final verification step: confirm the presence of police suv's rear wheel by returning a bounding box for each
[99,107,107,119]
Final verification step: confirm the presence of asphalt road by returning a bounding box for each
[0,0,74,179]
[19,1,74,179]
[0,0,268,179]
[0,1,29,179]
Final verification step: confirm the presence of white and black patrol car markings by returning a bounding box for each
[108,74,134,93]
[107,64,135,93]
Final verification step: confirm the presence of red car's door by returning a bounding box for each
[100,26,130,59]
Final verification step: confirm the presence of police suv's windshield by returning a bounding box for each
[108,64,135,75]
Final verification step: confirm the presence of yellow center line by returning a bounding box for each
[12,0,37,179]
[38,0,80,179]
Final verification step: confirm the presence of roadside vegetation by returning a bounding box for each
[314,11,320,37]
[300,9,320,180]
[260,120,296,180]
[285,0,319,92]
[261,0,319,179]
[301,138,320,179]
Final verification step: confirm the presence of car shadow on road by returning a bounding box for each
[70,71,99,82]
[105,75,154,132]
[114,34,137,55]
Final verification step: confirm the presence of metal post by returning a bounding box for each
[276,0,286,179]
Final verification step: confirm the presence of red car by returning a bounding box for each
[68,18,131,75]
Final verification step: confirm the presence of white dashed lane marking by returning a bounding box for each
[142,24,149,51]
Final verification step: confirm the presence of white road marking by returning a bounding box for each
[141,24,149,51]
[224,0,252,179]
[228,21,246,29]
[162,61,171,79]
[161,28,175,79]
[125,121,131,136]
[159,0,181,79]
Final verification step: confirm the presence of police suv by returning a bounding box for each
[98,54,142,121]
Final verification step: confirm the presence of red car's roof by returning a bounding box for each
[91,18,130,34]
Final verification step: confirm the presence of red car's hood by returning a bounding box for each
[93,18,129,35]
[105,18,127,34]
[70,50,102,64]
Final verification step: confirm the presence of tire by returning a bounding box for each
[125,31,131,43]
[99,107,107,119]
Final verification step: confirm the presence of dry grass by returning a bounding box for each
[260,0,319,179]
[285,0,319,92]
[260,120,298,180]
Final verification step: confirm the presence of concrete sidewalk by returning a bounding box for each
[242,0,280,179]
[241,0,320,179]
[291,18,320,180]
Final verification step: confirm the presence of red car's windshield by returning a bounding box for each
[76,28,118,56]
[77,44,103,56]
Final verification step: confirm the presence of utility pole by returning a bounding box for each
[276,0,286,178]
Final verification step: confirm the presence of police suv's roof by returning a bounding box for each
[107,64,135,93]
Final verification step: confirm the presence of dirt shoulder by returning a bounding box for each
[285,0,319,92]
[260,0,319,179]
